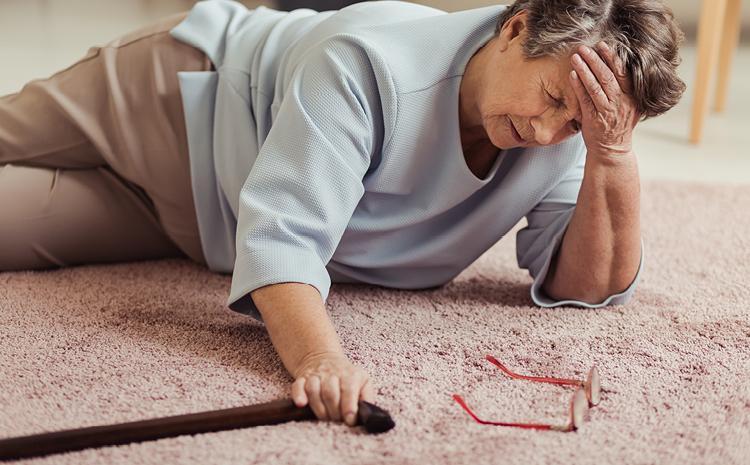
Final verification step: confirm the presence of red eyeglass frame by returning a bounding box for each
[486,356,601,407]
[453,388,588,432]
[453,356,602,432]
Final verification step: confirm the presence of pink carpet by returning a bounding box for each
[1,179,749,464]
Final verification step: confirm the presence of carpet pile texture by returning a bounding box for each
[1,179,748,464]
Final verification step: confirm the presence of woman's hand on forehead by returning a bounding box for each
[569,42,641,160]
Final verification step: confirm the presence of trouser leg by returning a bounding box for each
[0,12,211,267]
[0,165,183,270]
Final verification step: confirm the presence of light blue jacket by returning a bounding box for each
[170,0,642,320]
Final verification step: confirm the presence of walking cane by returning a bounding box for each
[0,398,395,461]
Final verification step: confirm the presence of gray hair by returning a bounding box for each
[496,0,686,120]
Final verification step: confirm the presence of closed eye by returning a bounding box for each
[543,83,579,133]
[545,89,565,109]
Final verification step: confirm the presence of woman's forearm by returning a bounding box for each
[543,41,645,305]
[543,151,642,304]
[251,282,344,377]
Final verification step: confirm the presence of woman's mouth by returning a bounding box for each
[509,119,527,145]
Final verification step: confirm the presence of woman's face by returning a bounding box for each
[461,12,583,151]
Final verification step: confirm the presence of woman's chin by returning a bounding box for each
[492,137,526,150]
[488,133,515,150]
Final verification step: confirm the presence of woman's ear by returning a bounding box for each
[497,10,528,52]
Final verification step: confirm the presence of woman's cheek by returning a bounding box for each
[485,116,510,149]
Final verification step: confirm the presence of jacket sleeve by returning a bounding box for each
[516,144,644,308]
[227,38,386,321]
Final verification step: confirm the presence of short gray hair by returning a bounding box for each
[496,0,686,120]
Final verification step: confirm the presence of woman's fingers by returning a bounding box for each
[570,68,596,120]
[293,374,345,421]
[303,375,329,420]
[340,370,373,426]
[577,45,620,101]
[293,355,375,426]
[571,52,609,113]
[320,375,343,422]
[597,42,633,95]
[292,376,309,407]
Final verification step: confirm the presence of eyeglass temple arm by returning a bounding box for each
[452,395,571,432]
[486,356,583,387]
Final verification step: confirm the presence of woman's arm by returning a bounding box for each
[542,42,642,304]
[251,282,374,426]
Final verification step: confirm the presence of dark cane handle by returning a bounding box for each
[356,400,396,434]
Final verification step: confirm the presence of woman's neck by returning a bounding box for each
[459,37,494,151]
[459,38,499,179]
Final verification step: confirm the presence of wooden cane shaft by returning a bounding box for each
[0,399,313,461]
[0,399,394,461]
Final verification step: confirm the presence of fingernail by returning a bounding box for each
[345,413,356,426]
[580,45,591,55]
[600,41,610,51]
[572,54,582,65]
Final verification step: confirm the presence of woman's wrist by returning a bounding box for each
[252,282,344,378]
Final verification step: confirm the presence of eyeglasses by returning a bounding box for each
[453,356,602,432]
[453,389,587,432]
[486,356,601,407]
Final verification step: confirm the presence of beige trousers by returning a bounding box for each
[0,12,211,271]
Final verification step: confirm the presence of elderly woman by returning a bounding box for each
[0,0,684,426]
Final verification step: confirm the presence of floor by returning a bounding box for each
[1,0,748,185]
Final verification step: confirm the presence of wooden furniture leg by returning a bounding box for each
[714,0,743,112]
[690,0,729,144]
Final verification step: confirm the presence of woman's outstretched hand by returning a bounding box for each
[251,282,375,427]
[292,352,375,426]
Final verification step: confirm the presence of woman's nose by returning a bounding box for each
[530,115,566,145]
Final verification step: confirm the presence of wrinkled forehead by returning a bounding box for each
[539,51,578,93]
[538,50,584,116]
